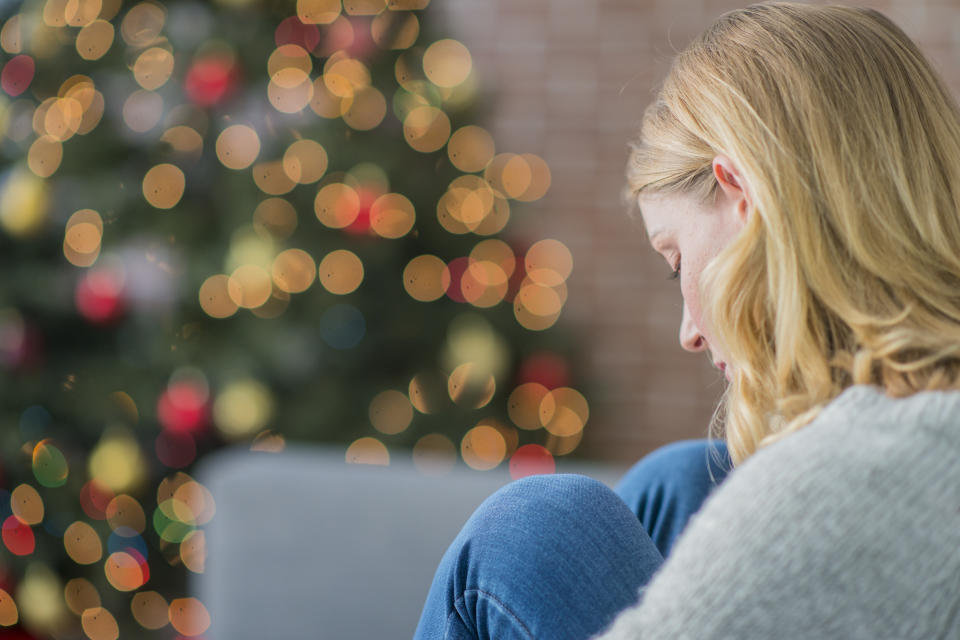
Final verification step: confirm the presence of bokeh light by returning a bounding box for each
[272,248,317,293]
[0,589,16,626]
[32,439,69,487]
[168,597,211,636]
[423,39,472,88]
[64,521,103,565]
[282,139,328,184]
[369,192,415,238]
[345,437,389,465]
[142,164,185,209]
[213,378,275,440]
[412,433,456,475]
[11,484,44,525]
[64,578,100,616]
[216,125,260,170]
[369,390,413,434]
[460,423,506,471]
[318,249,364,295]
[403,255,449,301]
[81,606,119,640]
[131,591,168,630]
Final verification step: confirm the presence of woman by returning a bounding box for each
[415,2,960,638]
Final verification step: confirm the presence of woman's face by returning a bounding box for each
[637,158,749,379]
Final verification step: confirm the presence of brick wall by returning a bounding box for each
[435,0,960,464]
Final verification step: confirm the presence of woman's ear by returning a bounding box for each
[712,154,751,224]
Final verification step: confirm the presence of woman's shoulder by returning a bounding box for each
[597,385,960,640]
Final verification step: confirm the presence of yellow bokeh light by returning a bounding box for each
[252,160,296,195]
[77,90,105,134]
[251,430,286,452]
[369,390,413,435]
[412,433,455,475]
[403,105,450,153]
[545,430,583,457]
[104,551,145,592]
[448,125,494,173]
[180,530,206,573]
[0,169,49,238]
[172,481,216,525]
[63,521,103,565]
[0,15,22,54]
[297,0,341,24]
[344,0,387,15]
[525,238,573,286]
[122,89,163,133]
[282,139,328,184]
[460,424,506,471]
[470,239,516,278]
[88,431,147,493]
[268,68,314,114]
[447,362,496,409]
[169,598,211,637]
[227,264,272,309]
[508,382,550,430]
[76,20,115,60]
[371,10,419,49]
[272,248,316,293]
[345,437,390,465]
[370,192,415,238]
[120,2,165,47]
[514,282,563,331]
[514,153,551,201]
[43,0,68,27]
[423,39,472,88]
[216,125,260,170]
[540,387,590,437]
[342,86,387,131]
[133,47,175,91]
[310,76,352,119]
[267,44,312,77]
[315,183,360,228]
[131,591,168,630]
[11,484,43,526]
[64,208,103,266]
[318,249,364,295]
[198,274,238,319]
[64,578,100,616]
[325,55,370,94]
[253,198,297,239]
[408,372,445,414]
[394,49,426,92]
[161,126,204,156]
[106,494,146,533]
[44,98,83,141]
[0,589,15,627]
[460,260,508,308]
[142,163,185,209]
[403,254,449,302]
[65,0,103,27]
[81,607,119,640]
[213,379,274,439]
[27,136,63,178]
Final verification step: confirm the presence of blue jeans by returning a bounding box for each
[413,439,731,640]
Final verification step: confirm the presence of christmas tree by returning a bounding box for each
[0,0,590,636]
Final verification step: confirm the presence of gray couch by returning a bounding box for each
[193,446,627,639]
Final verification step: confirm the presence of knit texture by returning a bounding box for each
[593,385,960,639]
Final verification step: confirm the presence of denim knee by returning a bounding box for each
[435,473,664,640]
[615,439,731,558]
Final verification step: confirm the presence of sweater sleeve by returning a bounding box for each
[591,386,960,640]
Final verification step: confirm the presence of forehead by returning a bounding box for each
[637,191,683,241]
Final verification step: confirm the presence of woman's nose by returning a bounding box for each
[678,301,706,352]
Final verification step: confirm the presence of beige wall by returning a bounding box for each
[437,0,960,463]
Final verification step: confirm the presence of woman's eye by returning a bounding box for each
[668,258,681,280]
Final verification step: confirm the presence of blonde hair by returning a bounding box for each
[627,2,960,465]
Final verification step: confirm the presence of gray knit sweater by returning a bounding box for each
[594,384,960,639]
